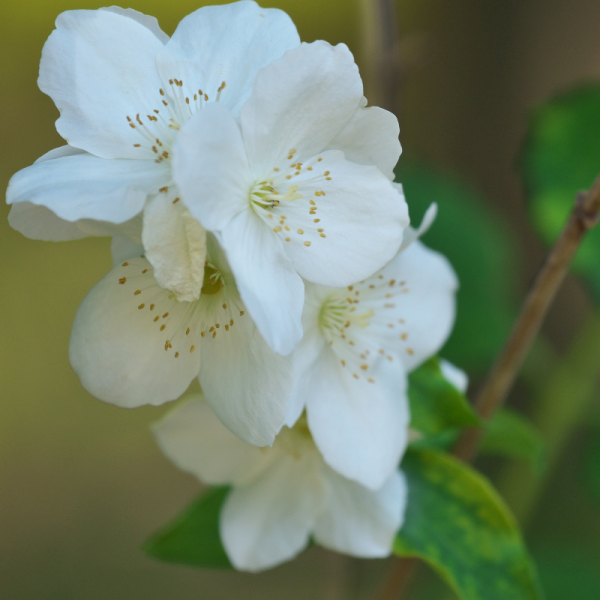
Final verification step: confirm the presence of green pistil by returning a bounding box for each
[201,265,223,295]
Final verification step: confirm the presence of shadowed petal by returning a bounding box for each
[153,397,276,486]
[314,468,407,557]
[221,451,323,572]
[69,258,203,408]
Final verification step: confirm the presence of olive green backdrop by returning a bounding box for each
[2,0,600,598]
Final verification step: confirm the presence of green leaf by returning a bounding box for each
[144,486,233,569]
[521,84,600,301]
[480,409,546,472]
[397,160,518,371]
[408,357,479,436]
[395,448,544,600]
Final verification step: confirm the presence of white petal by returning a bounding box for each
[39,9,165,158]
[69,258,203,408]
[219,211,304,356]
[440,359,469,393]
[366,240,458,372]
[199,294,294,447]
[152,396,276,486]
[7,147,84,241]
[110,236,144,266]
[241,41,363,178]
[398,201,438,252]
[281,330,325,429]
[279,150,409,287]
[313,468,407,557]
[221,451,323,572]
[8,202,89,241]
[7,152,168,223]
[156,1,299,118]
[78,213,144,245]
[328,99,401,180]
[282,288,329,428]
[36,145,87,162]
[8,146,147,242]
[172,103,252,231]
[9,203,144,244]
[142,190,206,302]
[303,348,410,489]
[100,7,169,44]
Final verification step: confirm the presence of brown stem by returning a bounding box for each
[377,558,419,600]
[454,177,600,460]
[359,0,401,112]
[376,0,401,113]
[376,178,600,600]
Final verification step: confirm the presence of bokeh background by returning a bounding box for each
[2,0,600,598]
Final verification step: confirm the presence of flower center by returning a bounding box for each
[316,274,418,382]
[201,263,225,295]
[194,260,246,339]
[116,256,247,361]
[319,296,374,337]
[250,182,302,210]
[127,78,227,164]
[249,150,334,247]
[318,289,380,383]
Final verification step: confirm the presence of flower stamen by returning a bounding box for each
[127,79,227,164]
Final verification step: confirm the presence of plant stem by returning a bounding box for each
[358,0,400,112]
[497,311,600,525]
[453,179,600,460]
[376,178,600,600]
[377,558,419,600]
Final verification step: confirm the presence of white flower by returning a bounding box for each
[283,206,458,489]
[69,235,293,446]
[153,396,407,572]
[172,40,409,354]
[6,3,408,357]
[6,1,300,317]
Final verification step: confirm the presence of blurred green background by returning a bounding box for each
[3,0,600,598]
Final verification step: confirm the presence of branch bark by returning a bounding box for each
[376,176,600,600]
[454,177,600,460]
[359,0,401,112]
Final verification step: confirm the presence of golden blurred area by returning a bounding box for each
[2,0,600,597]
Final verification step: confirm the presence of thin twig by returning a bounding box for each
[497,313,600,525]
[454,176,600,460]
[376,0,401,113]
[359,0,401,112]
[375,178,600,600]
[377,558,419,600]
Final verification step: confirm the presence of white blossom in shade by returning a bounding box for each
[69,235,293,447]
[6,2,301,304]
[172,40,409,355]
[283,209,458,490]
[153,396,407,572]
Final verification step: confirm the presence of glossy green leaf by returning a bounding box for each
[521,85,600,301]
[144,486,233,569]
[395,448,544,600]
[480,409,546,472]
[408,357,479,435]
[397,160,517,371]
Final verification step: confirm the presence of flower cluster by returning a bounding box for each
[6,2,458,572]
